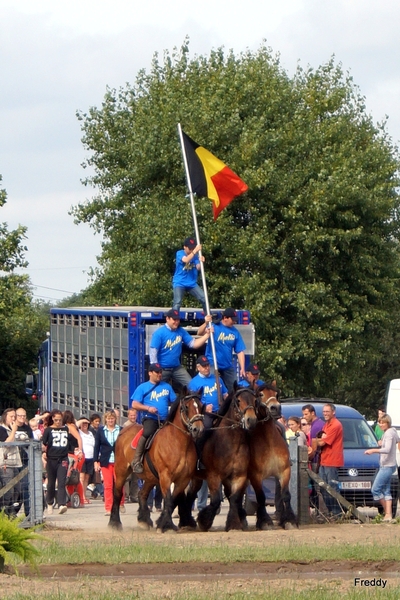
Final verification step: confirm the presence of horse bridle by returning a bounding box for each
[179,393,204,436]
[256,385,281,421]
[232,388,257,428]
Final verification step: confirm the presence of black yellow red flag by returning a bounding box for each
[181,131,248,219]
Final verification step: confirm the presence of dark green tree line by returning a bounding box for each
[73,42,400,411]
[0,179,48,411]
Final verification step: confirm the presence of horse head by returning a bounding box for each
[257,380,282,420]
[231,384,258,430]
[179,388,205,440]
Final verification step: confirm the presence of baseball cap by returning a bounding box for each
[166,309,180,319]
[247,364,260,375]
[196,355,210,367]
[149,363,163,373]
[222,307,237,320]
[183,237,196,250]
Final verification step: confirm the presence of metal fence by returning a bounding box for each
[0,440,44,527]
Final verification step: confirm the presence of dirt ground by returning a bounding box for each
[2,502,400,598]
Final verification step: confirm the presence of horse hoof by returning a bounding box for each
[257,522,275,531]
[284,522,296,530]
[137,521,151,531]
[108,520,122,531]
[157,527,177,534]
[178,525,197,533]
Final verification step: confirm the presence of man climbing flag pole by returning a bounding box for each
[177,123,248,401]
[179,128,248,220]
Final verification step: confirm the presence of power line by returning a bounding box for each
[31,284,77,294]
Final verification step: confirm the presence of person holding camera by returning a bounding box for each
[0,408,22,517]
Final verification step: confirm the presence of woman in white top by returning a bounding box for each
[286,416,307,446]
[78,417,96,504]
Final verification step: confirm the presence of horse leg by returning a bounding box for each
[137,481,154,530]
[109,463,128,530]
[277,467,298,529]
[251,478,274,530]
[178,478,202,530]
[197,476,221,532]
[225,479,248,531]
[156,484,178,533]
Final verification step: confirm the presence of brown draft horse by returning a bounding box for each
[183,385,258,532]
[248,381,297,530]
[109,390,204,532]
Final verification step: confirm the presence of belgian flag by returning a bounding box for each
[181,131,248,219]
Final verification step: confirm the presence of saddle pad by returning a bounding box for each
[131,428,144,450]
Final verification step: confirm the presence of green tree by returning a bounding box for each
[73,42,400,403]
[0,179,48,411]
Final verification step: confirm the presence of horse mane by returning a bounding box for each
[218,384,250,417]
[165,397,181,424]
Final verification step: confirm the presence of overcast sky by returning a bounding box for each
[1,0,399,301]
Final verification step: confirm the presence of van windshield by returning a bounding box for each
[340,418,378,449]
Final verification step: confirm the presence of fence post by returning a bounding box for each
[288,439,310,525]
[28,441,44,526]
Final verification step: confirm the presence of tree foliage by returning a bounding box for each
[73,41,400,410]
[0,179,48,411]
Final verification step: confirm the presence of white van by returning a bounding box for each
[384,379,400,468]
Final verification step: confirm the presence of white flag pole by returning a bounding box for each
[177,123,223,403]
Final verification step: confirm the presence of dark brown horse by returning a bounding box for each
[248,381,297,529]
[109,390,204,532]
[184,385,258,532]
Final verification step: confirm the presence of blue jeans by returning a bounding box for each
[197,480,209,510]
[319,466,341,515]
[162,365,191,389]
[210,365,236,393]
[173,285,206,313]
[371,465,396,501]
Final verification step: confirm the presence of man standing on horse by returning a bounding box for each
[149,309,211,389]
[172,236,207,313]
[130,363,177,474]
[197,308,246,392]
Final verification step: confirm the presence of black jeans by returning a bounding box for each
[46,457,68,507]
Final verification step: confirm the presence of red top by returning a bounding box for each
[320,417,344,467]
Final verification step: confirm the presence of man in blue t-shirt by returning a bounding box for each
[149,308,211,389]
[189,355,228,510]
[197,308,246,392]
[189,355,228,416]
[237,364,265,390]
[130,363,177,473]
[172,236,207,313]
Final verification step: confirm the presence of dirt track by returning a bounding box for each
[2,500,400,598]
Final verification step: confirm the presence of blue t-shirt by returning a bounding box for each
[237,378,264,388]
[189,373,228,412]
[131,380,177,421]
[150,325,194,368]
[172,249,200,289]
[205,323,246,370]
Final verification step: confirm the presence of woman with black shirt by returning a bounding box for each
[62,410,85,505]
[42,410,82,515]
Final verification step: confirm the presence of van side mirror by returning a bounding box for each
[25,372,37,395]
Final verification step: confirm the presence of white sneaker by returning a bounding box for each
[59,505,67,514]
[47,504,53,515]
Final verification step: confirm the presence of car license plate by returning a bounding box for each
[340,481,371,490]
